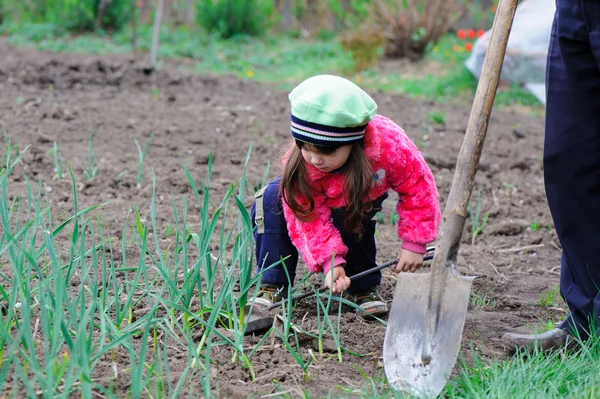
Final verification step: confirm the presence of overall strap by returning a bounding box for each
[254,186,267,234]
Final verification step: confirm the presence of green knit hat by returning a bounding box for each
[289,75,378,147]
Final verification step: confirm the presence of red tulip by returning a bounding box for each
[467,29,476,39]
[457,29,467,40]
[477,29,486,38]
[464,42,473,52]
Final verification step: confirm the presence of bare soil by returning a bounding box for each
[0,41,565,398]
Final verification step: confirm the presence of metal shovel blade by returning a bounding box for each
[383,267,475,397]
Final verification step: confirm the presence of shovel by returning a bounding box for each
[382,0,519,396]
[244,250,434,335]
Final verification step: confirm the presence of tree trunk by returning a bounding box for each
[184,0,196,27]
[162,0,172,23]
[141,0,153,24]
[151,0,164,65]
[282,0,292,27]
[95,0,113,30]
[130,0,138,53]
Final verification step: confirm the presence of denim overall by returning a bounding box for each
[250,176,388,295]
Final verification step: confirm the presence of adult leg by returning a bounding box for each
[545,0,600,338]
[251,177,299,287]
[503,0,600,350]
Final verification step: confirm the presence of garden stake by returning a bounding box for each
[244,250,434,335]
[382,0,519,396]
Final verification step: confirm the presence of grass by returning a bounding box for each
[0,22,543,109]
[467,185,490,245]
[84,128,99,180]
[0,143,277,396]
[342,336,600,399]
[470,288,497,309]
[48,141,64,180]
[540,285,563,308]
[134,131,154,189]
[445,337,600,398]
[426,110,447,125]
[2,136,600,398]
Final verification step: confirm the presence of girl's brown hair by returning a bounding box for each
[280,140,373,236]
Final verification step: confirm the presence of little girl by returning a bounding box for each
[251,75,441,318]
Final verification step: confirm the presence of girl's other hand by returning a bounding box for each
[324,266,351,293]
[394,249,424,273]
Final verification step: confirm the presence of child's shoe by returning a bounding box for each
[254,283,288,307]
[349,286,388,318]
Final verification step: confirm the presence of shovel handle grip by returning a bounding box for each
[266,252,433,311]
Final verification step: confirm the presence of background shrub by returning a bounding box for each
[196,0,276,38]
[366,0,467,61]
[2,0,131,32]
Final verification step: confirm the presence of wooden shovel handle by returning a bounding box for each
[433,0,519,267]
[419,0,519,362]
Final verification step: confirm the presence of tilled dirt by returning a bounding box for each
[0,41,565,398]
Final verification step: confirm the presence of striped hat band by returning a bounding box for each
[290,115,367,147]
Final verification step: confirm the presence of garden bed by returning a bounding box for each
[0,41,564,398]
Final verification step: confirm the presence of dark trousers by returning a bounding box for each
[250,177,387,295]
[546,0,600,337]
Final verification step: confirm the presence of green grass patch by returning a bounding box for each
[445,338,600,398]
[0,143,275,396]
[339,336,600,398]
[540,285,563,308]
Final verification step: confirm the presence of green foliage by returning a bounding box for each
[0,140,273,396]
[48,141,64,180]
[530,221,541,231]
[197,0,275,38]
[543,319,556,332]
[134,132,154,188]
[467,186,489,245]
[426,110,446,125]
[445,336,600,398]
[470,289,497,308]
[339,25,385,72]
[98,0,131,31]
[0,21,68,42]
[365,0,467,61]
[325,0,371,28]
[1,0,130,32]
[539,285,562,308]
[494,82,541,107]
[84,128,99,180]
[391,208,399,225]
[1,128,19,177]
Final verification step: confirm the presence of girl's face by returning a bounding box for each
[300,143,353,172]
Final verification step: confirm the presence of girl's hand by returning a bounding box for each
[394,249,424,273]
[324,266,351,293]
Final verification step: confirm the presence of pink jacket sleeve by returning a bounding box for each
[384,128,441,250]
[282,196,348,274]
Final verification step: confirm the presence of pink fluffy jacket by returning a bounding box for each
[282,114,441,275]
